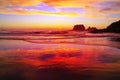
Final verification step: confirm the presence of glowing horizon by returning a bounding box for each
[0,0,120,30]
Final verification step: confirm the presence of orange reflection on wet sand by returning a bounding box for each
[0,44,120,80]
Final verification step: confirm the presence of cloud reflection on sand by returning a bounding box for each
[0,44,120,65]
[0,44,120,80]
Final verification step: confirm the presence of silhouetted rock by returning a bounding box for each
[73,24,85,31]
[88,20,120,33]
[106,20,120,33]
[87,27,98,33]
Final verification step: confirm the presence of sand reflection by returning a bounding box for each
[0,44,120,80]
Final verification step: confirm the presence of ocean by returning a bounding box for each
[0,31,120,80]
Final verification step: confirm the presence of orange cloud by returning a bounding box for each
[1,0,41,6]
[0,0,98,7]
[0,0,120,19]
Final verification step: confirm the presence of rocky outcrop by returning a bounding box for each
[87,20,120,33]
[73,24,85,31]
[106,20,120,33]
[72,20,120,33]
[87,27,97,33]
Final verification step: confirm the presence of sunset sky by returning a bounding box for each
[0,0,120,30]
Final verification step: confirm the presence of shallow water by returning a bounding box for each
[0,33,120,80]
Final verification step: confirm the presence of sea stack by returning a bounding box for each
[73,24,85,31]
[87,27,97,33]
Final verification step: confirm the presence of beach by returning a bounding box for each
[0,33,120,80]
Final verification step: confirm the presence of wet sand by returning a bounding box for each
[0,39,120,80]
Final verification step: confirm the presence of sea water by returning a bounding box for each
[0,32,120,80]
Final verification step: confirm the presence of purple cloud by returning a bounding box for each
[32,3,57,12]
[59,7,84,14]
[108,13,120,18]
[97,1,120,11]
[6,3,57,12]
[98,1,120,8]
